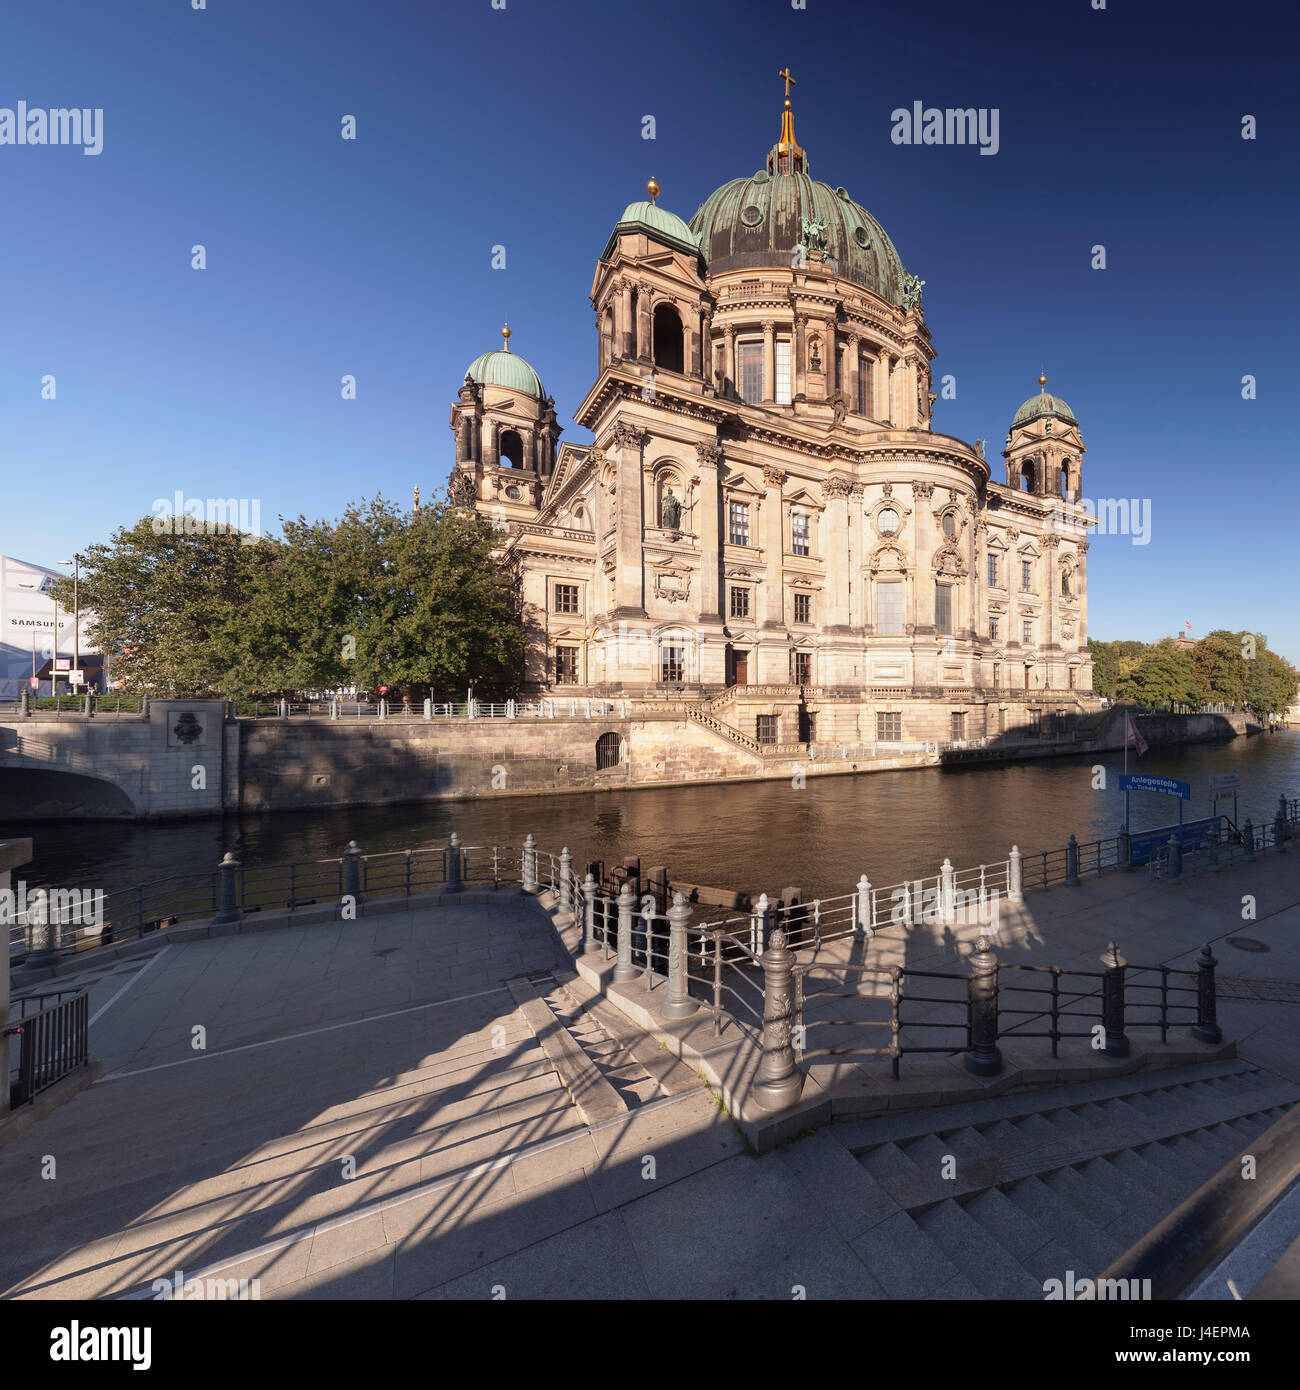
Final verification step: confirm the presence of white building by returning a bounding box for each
[0,555,99,698]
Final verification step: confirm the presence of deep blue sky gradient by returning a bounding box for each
[2,0,1297,655]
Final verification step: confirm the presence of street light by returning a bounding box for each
[60,553,83,690]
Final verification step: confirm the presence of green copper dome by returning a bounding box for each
[465,348,546,401]
[689,172,907,305]
[1011,384,1077,429]
[603,200,702,259]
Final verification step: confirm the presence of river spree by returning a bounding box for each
[4,731,1299,903]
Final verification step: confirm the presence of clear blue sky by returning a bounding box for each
[2,0,1297,658]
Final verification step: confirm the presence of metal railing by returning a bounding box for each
[5,987,90,1106]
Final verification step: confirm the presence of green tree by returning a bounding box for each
[1191,629,1248,708]
[1116,639,1206,709]
[1240,634,1299,718]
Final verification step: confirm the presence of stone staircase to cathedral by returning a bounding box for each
[832,1060,1300,1298]
[685,706,763,755]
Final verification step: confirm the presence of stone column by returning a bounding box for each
[1077,541,1089,645]
[762,320,776,403]
[620,280,633,359]
[455,416,469,464]
[612,423,645,616]
[701,311,713,389]
[695,441,722,624]
[902,358,919,429]
[723,325,736,397]
[911,480,934,644]
[876,354,892,426]
[849,483,866,628]
[847,336,861,413]
[1043,534,1061,685]
[687,305,701,378]
[762,466,785,627]
[470,414,482,464]
[794,315,808,399]
[637,291,652,362]
[482,420,499,470]
[823,475,852,628]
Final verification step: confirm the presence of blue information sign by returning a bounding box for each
[1119,774,1191,801]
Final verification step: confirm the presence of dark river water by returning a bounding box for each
[4,732,1298,902]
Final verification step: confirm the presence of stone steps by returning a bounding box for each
[840,1061,1300,1299]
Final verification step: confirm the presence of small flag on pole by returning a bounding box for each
[1185,620,1192,630]
[1127,714,1149,757]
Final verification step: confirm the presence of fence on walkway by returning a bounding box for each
[4,987,90,1106]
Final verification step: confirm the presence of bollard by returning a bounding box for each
[522,833,538,892]
[1193,943,1222,1044]
[1165,833,1182,880]
[279,697,289,719]
[1118,824,1132,872]
[662,892,699,1019]
[613,881,638,983]
[1066,834,1080,886]
[19,689,29,717]
[330,697,339,721]
[582,873,598,953]
[856,874,872,939]
[84,693,92,717]
[443,831,464,894]
[1244,819,1256,861]
[940,858,955,922]
[752,929,802,1112]
[507,698,516,719]
[423,697,432,720]
[1007,845,1023,904]
[964,938,1003,1076]
[344,840,363,910]
[753,892,769,956]
[214,852,241,925]
[1100,941,1130,1057]
[559,847,573,913]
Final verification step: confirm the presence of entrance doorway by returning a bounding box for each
[728,647,749,687]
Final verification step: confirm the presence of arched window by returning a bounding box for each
[596,732,622,770]
[1020,460,1036,493]
[499,429,524,469]
[1060,463,1069,500]
[600,307,615,370]
[652,304,684,373]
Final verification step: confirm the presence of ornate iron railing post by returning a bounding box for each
[344,840,363,910]
[1194,943,1222,1044]
[214,852,241,925]
[856,873,872,939]
[1066,833,1080,886]
[558,848,572,913]
[1100,941,1131,1057]
[522,833,538,892]
[662,892,699,1020]
[753,892,769,956]
[582,873,598,953]
[1007,845,1023,904]
[1275,796,1288,853]
[940,858,956,923]
[614,881,638,983]
[443,831,463,894]
[1244,819,1256,861]
[964,939,1003,1076]
[1166,833,1182,880]
[752,928,802,1112]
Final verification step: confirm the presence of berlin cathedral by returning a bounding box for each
[446,77,1097,749]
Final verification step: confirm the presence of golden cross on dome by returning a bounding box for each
[779,67,796,99]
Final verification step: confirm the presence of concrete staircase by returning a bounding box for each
[834,1060,1300,1298]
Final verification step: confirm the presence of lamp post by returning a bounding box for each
[60,554,83,690]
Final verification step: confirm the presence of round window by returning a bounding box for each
[505,485,520,500]
[740,205,763,227]
[877,507,899,535]
[942,512,956,537]
[853,226,870,248]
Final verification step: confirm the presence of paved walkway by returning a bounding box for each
[1,855,1297,1300]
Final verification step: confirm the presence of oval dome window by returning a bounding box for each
[741,205,763,227]
[853,226,870,248]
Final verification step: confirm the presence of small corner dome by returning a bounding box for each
[604,199,701,258]
[1012,383,1077,430]
[464,348,546,401]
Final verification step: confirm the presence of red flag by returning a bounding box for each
[1185,620,1192,630]
[1127,715,1148,757]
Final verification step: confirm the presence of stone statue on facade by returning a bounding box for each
[801,216,828,255]
[660,486,681,531]
[902,273,925,310]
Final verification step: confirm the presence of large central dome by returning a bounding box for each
[688,87,907,306]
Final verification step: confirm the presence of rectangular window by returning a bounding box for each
[660,644,684,683]
[553,583,579,614]
[791,511,809,556]
[1068,666,1077,689]
[989,616,999,641]
[738,341,763,404]
[728,500,750,547]
[1021,559,1033,592]
[774,339,792,404]
[992,663,1000,687]
[793,651,812,684]
[555,647,579,685]
[1029,708,1042,734]
[1023,618,1033,644]
[729,586,750,619]
[876,711,902,741]
[951,712,966,741]
[877,580,903,635]
[756,714,778,745]
[987,554,998,587]
[935,585,953,635]
[858,357,872,417]
[793,592,812,624]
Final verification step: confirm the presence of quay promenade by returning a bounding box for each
[3,830,1300,1299]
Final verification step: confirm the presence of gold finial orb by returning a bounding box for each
[1038,373,1047,389]
[646,175,660,204]
[501,321,512,351]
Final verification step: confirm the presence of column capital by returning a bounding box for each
[611,422,645,451]
[696,440,723,467]
[761,319,776,334]
[824,474,853,500]
[762,465,786,489]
